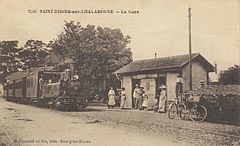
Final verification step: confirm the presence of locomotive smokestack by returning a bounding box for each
[69,63,76,79]
[65,58,76,79]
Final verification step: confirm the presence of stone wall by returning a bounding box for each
[182,62,208,91]
[122,76,132,108]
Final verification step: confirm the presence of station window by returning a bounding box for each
[15,81,22,89]
[27,78,33,87]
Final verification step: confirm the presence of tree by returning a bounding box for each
[219,65,240,85]
[50,21,132,94]
[18,40,50,68]
[0,40,21,83]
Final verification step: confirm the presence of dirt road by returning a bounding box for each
[0,98,239,146]
[70,104,240,146]
[0,98,187,146]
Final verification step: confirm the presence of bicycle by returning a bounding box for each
[168,93,208,122]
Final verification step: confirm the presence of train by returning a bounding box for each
[2,66,89,111]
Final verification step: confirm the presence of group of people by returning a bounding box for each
[132,84,167,112]
[107,84,168,113]
[106,73,184,111]
[107,87,129,109]
[132,84,149,111]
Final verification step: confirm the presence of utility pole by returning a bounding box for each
[188,7,192,90]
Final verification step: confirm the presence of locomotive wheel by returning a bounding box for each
[78,106,87,111]
[55,103,65,111]
[63,106,68,111]
[6,97,10,101]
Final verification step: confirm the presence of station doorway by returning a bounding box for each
[132,79,140,107]
[156,75,166,95]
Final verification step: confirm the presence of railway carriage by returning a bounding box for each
[3,83,8,97]
[3,66,88,111]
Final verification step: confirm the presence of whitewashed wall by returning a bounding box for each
[166,73,177,101]
[122,76,132,108]
[182,62,208,91]
[140,78,156,109]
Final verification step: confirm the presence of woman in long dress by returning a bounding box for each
[120,87,127,109]
[159,85,167,113]
[108,87,116,108]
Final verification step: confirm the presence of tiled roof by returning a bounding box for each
[5,66,54,81]
[115,53,214,74]
[5,72,28,81]
[28,66,54,73]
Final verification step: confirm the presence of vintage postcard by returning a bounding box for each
[0,0,239,146]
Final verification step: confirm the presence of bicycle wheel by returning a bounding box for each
[190,105,208,122]
[168,103,178,119]
[179,105,188,120]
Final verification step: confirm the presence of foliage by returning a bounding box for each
[192,85,240,96]
[0,41,21,82]
[191,85,240,123]
[50,21,132,94]
[18,40,50,68]
[0,21,132,97]
[219,65,240,85]
[0,40,50,83]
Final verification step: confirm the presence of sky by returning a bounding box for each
[0,0,239,72]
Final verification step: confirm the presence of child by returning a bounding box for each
[142,93,148,111]
[154,95,159,112]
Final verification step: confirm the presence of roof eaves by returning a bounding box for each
[115,65,181,75]
[180,53,214,72]
[180,53,200,67]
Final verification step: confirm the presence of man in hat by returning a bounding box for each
[120,87,127,109]
[138,87,145,110]
[176,73,184,99]
[159,85,167,113]
[133,84,141,109]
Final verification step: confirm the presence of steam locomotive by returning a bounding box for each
[2,66,88,111]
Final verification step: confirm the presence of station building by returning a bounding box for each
[115,53,214,108]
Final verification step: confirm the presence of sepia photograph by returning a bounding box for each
[0,0,239,146]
